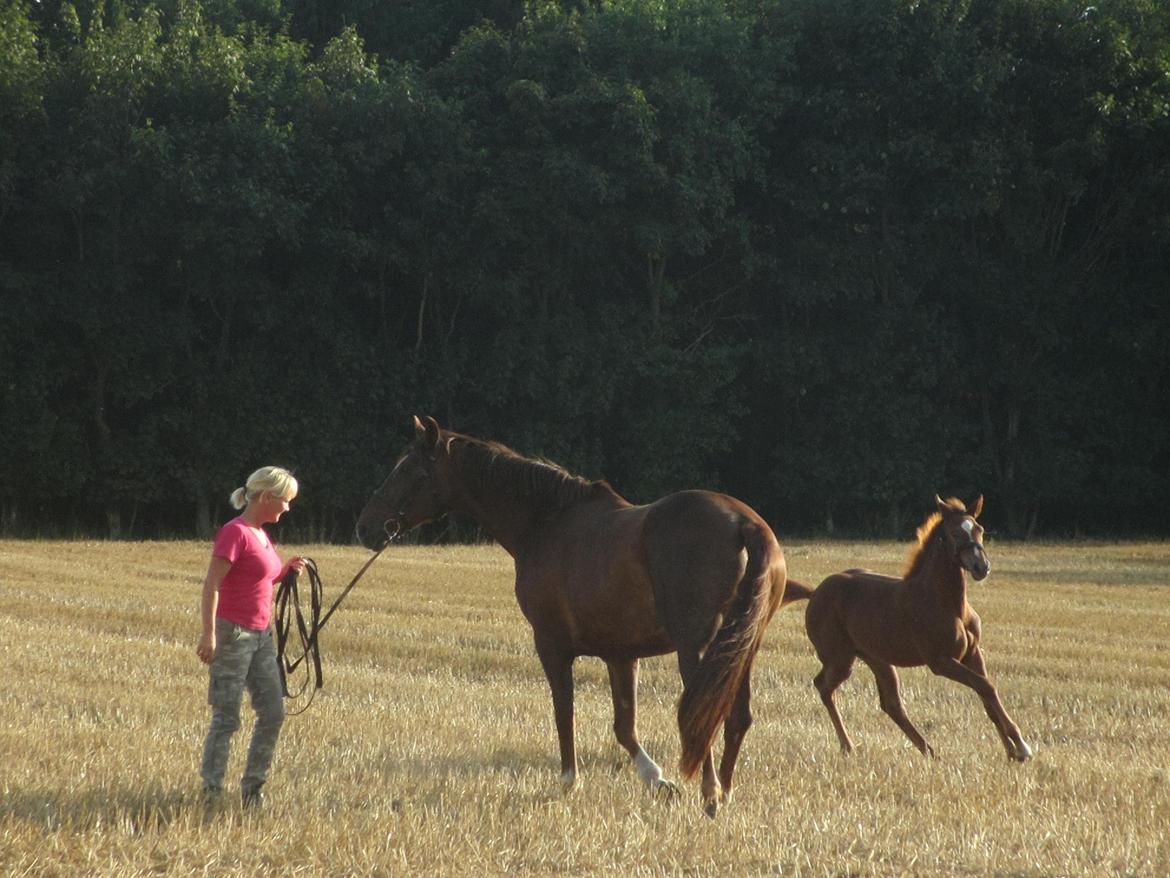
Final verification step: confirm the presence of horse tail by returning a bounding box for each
[781,578,814,605]
[677,521,778,781]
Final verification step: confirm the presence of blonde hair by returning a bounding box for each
[230,466,299,510]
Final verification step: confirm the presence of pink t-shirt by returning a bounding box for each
[212,516,284,630]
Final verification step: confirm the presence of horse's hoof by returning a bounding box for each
[651,778,682,800]
[703,799,719,819]
[559,770,578,794]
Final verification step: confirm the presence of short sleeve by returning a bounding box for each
[212,521,248,564]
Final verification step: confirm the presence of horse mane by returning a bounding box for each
[903,497,965,577]
[450,433,622,514]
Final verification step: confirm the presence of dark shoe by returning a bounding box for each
[241,786,265,809]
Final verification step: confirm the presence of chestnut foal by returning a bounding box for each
[799,496,1032,762]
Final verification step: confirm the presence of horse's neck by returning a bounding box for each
[906,532,967,612]
[447,475,528,558]
[444,451,554,557]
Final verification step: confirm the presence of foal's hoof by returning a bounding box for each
[650,778,682,801]
[1010,740,1034,762]
[703,798,719,820]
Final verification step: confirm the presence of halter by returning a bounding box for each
[364,446,446,544]
[942,518,985,570]
[363,484,408,546]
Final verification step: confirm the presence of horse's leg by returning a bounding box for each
[813,658,856,754]
[677,646,721,817]
[960,647,1033,761]
[865,660,933,756]
[535,637,579,790]
[928,654,1032,762]
[606,658,679,798]
[717,674,752,806]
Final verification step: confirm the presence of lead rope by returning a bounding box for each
[274,545,387,715]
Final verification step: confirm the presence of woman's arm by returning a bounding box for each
[196,556,232,664]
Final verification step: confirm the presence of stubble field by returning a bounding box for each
[1,537,1168,877]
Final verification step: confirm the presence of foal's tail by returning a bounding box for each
[781,578,814,604]
[677,521,778,780]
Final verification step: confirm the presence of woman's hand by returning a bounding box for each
[197,631,216,664]
[287,556,307,574]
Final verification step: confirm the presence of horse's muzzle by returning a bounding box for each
[355,518,396,551]
[965,545,991,581]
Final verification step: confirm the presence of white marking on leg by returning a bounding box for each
[559,769,578,792]
[634,747,664,785]
[1016,739,1033,760]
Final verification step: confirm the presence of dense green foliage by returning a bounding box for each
[1,0,1167,540]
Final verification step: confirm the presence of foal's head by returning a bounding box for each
[928,494,990,581]
[356,415,455,548]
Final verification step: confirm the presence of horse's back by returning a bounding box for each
[641,490,780,578]
[807,570,932,666]
[640,490,785,646]
[520,489,784,657]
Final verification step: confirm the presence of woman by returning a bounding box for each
[197,466,306,807]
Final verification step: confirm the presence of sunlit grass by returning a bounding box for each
[1,538,1168,876]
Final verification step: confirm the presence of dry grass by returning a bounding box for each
[1,537,1168,877]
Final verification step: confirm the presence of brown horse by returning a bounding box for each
[356,415,809,815]
[795,495,1032,762]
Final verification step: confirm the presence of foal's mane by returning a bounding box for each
[450,433,621,513]
[903,497,965,577]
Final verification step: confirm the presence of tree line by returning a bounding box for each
[2,0,1168,542]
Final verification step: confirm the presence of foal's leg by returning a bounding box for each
[929,653,1032,763]
[677,647,721,816]
[717,674,753,806]
[961,647,1033,761]
[865,660,933,756]
[813,658,856,754]
[606,658,679,798]
[535,637,579,790]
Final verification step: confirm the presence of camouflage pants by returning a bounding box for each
[200,617,285,796]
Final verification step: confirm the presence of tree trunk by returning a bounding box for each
[0,501,16,535]
[415,274,429,353]
[105,508,122,540]
[195,493,212,540]
[981,389,1025,537]
[647,253,665,333]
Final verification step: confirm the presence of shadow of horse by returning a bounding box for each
[2,784,201,832]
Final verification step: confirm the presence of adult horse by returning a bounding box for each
[796,495,1032,762]
[356,415,809,815]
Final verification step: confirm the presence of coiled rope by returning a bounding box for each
[274,547,385,715]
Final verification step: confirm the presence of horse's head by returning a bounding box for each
[935,494,990,580]
[355,415,456,549]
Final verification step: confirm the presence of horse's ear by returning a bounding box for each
[422,415,442,449]
[934,494,947,513]
[970,494,984,518]
[411,415,441,449]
